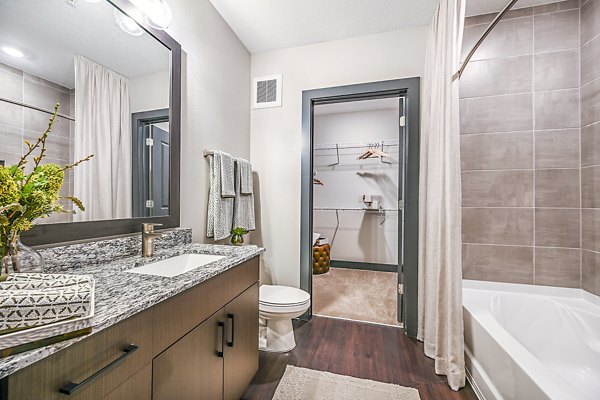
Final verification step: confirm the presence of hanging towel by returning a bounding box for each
[233,158,255,231]
[238,158,253,195]
[220,152,235,198]
[207,151,234,240]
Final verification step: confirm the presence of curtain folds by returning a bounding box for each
[73,55,132,221]
[417,0,466,391]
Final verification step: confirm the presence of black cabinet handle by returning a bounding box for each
[216,321,225,357]
[59,344,139,395]
[226,314,235,347]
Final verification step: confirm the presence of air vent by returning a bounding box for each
[252,74,282,109]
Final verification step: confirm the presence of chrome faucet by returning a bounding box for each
[142,223,163,257]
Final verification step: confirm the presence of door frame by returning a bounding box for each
[132,108,169,218]
[300,78,420,337]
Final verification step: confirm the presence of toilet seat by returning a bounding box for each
[259,285,310,308]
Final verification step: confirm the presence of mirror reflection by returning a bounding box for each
[0,0,171,223]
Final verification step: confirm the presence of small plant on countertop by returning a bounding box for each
[0,104,93,274]
[230,227,249,246]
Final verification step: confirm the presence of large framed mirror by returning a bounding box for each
[0,0,181,246]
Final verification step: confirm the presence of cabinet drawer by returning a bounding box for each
[4,308,153,400]
[152,256,259,354]
[102,364,151,400]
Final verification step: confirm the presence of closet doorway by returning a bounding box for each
[300,79,420,336]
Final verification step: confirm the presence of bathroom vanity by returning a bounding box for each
[0,233,263,400]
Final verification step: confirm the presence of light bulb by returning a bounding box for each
[129,0,172,30]
[114,8,144,36]
[2,47,24,58]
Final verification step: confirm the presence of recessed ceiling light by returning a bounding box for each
[2,47,24,58]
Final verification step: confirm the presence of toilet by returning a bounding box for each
[259,285,311,352]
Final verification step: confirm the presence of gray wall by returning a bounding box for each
[0,62,75,224]
[581,0,600,296]
[459,0,582,287]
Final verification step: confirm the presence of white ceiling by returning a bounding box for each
[0,0,170,89]
[209,0,438,54]
[314,97,399,116]
[209,0,563,54]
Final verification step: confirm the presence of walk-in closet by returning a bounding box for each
[311,97,403,326]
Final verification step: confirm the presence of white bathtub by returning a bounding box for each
[463,280,600,400]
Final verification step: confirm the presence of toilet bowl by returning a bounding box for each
[259,285,310,353]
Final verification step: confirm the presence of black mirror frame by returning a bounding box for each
[22,0,182,246]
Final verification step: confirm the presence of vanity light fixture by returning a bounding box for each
[114,8,144,36]
[1,46,24,58]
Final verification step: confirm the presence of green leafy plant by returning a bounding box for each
[230,227,249,246]
[0,104,93,273]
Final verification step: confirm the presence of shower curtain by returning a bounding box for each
[417,0,466,391]
[73,55,132,221]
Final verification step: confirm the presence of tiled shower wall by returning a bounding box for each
[460,0,582,287]
[0,62,75,223]
[581,0,600,296]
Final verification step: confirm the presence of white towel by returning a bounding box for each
[233,158,255,231]
[220,152,235,198]
[207,151,234,240]
[238,158,253,195]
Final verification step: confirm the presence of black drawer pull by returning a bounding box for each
[59,344,139,395]
[226,314,235,347]
[216,321,225,357]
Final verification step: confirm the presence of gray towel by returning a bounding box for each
[233,158,255,231]
[220,151,235,198]
[207,151,234,240]
[238,158,253,195]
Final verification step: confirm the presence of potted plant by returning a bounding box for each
[0,104,92,276]
[230,227,249,246]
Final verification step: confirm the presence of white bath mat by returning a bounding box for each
[273,365,421,400]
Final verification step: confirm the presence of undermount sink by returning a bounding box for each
[126,253,226,277]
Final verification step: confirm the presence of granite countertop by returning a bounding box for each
[0,243,265,379]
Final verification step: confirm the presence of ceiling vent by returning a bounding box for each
[252,74,282,109]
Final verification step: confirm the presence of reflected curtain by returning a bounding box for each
[417,0,466,391]
[74,55,132,221]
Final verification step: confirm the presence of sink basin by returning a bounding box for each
[126,253,226,277]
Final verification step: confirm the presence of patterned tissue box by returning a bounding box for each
[0,273,95,356]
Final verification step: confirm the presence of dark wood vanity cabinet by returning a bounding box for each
[152,283,259,400]
[0,257,260,400]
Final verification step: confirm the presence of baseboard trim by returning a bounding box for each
[330,260,397,273]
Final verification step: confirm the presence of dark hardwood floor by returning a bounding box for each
[241,316,478,400]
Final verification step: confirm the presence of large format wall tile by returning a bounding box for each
[0,124,23,154]
[535,169,580,208]
[460,94,533,133]
[582,208,600,252]
[464,7,533,27]
[582,250,600,296]
[533,0,580,14]
[462,244,533,284]
[0,151,21,167]
[0,67,23,103]
[23,129,71,162]
[461,17,533,62]
[460,56,532,98]
[534,9,580,52]
[461,131,533,170]
[581,123,600,167]
[462,170,533,207]
[582,165,600,207]
[23,77,71,117]
[581,35,600,86]
[581,0,600,45]
[534,89,580,129]
[535,129,579,168]
[534,247,580,287]
[581,77,600,127]
[462,208,533,245]
[23,108,71,138]
[0,101,23,129]
[535,208,580,248]
[534,50,579,91]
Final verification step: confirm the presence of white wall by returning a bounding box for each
[250,26,429,287]
[166,0,251,243]
[313,108,399,265]
[129,70,170,113]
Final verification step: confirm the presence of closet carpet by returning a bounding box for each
[312,267,399,326]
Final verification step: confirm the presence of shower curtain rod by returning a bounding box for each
[0,96,75,122]
[458,0,520,78]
